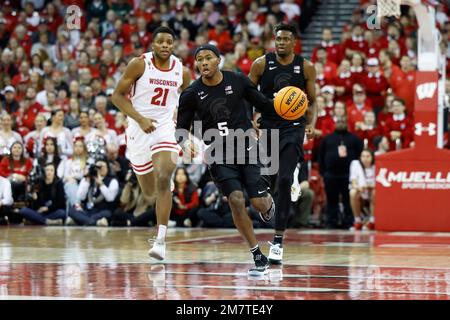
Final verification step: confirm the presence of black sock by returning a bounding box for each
[250,245,268,266]
[273,235,283,247]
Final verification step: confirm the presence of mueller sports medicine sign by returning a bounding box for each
[376,168,450,189]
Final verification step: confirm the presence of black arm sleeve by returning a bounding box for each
[240,73,273,112]
[177,86,197,131]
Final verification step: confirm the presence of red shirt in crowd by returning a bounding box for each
[362,72,389,109]
[346,101,373,133]
[14,102,44,132]
[311,42,344,65]
[333,72,355,102]
[0,157,33,178]
[389,67,416,114]
[354,126,381,150]
[173,187,200,216]
[382,113,414,150]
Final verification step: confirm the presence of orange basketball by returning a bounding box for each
[274,86,308,121]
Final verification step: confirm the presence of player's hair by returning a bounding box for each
[152,26,176,41]
[274,23,298,38]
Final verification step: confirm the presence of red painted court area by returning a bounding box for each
[0,228,449,300]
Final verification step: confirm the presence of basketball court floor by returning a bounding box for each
[0,227,449,300]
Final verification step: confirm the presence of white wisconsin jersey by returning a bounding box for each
[130,52,183,125]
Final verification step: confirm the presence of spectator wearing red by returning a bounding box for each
[312,28,343,65]
[94,95,115,129]
[0,141,32,202]
[346,84,373,133]
[320,85,336,116]
[354,111,381,150]
[377,24,407,55]
[11,60,31,87]
[343,24,368,57]
[313,95,335,157]
[389,55,416,114]
[208,20,233,53]
[378,48,401,79]
[15,87,44,133]
[363,30,381,59]
[383,98,414,151]
[171,167,200,227]
[332,101,347,127]
[377,93,395,129]
[0,49,18,79]
[315,47,337,81]
[135,17,152,50]
[24,113,47,158]
[362,58,389,111]
[333,59,355,103]
[235,42,252,75]
[12,24,33,56]
[350,52,365,85]
[387,40,402,66]
[315,62,329,88]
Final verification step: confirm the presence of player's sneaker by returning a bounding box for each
[248,253,269,276]
[259,200,275,223]
[148,238,166,261]
[352,222,363,230]
[148,264,166,287]
[364,222,375,230]
[268,242,283,265]
[291,165,302,202]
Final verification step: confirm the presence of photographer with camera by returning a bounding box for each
[19,163,66,225]
[67,157,119,226]
[111,169,157,227]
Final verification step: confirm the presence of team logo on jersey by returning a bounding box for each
[225,85,233,95]
[294,66,301,74]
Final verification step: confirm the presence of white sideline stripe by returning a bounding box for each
[162,284,450,296]
[160,271,450,282]
[0,295,105,300]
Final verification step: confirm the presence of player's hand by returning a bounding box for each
[137,117,158,134]
[305,125,315,140]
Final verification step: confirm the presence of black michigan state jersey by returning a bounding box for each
[177,71,272,138]
[259,52,307,125]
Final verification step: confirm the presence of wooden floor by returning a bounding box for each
[0,226,449,300]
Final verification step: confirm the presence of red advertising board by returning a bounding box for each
[375,71,450,232]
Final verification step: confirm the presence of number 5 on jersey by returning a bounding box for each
[151,87,169,107]
[218,122,229,136]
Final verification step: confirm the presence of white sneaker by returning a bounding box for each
[268,242,283,264]
[148,238,166,261]
[291,165,302,202]
[65,217,76,226]
[96,217,109,227]
[46,219,63,226]
[183,218,192,227]
[168,220,176,227]
[148,264,166,287]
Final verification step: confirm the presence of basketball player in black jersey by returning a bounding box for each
[248,23,317,264]
[177,44,276,276]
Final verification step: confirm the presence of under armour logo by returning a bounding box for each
[416,82,437,100]
[414,122,436,136]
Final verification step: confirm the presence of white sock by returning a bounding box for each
[157,225,167,240]
[354,216,362,223]
[369,216,375,223]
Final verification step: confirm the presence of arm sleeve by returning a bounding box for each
[48,181,66,211]
[100,178,119,202]
[176,87,197,131]
[240,73,273,112]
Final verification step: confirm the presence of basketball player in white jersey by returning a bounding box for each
[112,27,191,260]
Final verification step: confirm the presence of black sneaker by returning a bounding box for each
[248,254,269,276]
[259,200,275,223]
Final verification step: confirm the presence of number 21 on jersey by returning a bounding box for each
[151,87,169,107]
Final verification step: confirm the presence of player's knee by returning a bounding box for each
[156,172,171,191]
[350,189,359,198]
[228,192,246,210]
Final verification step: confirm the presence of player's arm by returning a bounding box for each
[111,57,157,133]
[303,59,317,139]
[248,56,266,129]
[176,87,198,155]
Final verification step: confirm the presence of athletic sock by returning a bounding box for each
[273,235,283,247]
[354,217,362,224]
[369,216,375,223]
[157,225,167,240]
[250,245,268,267]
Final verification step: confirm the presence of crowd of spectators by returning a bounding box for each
[0,0,448,230]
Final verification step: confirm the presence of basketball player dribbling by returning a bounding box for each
[177,44,276,276]
[248,23,317,264]
[112,27,192,260]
